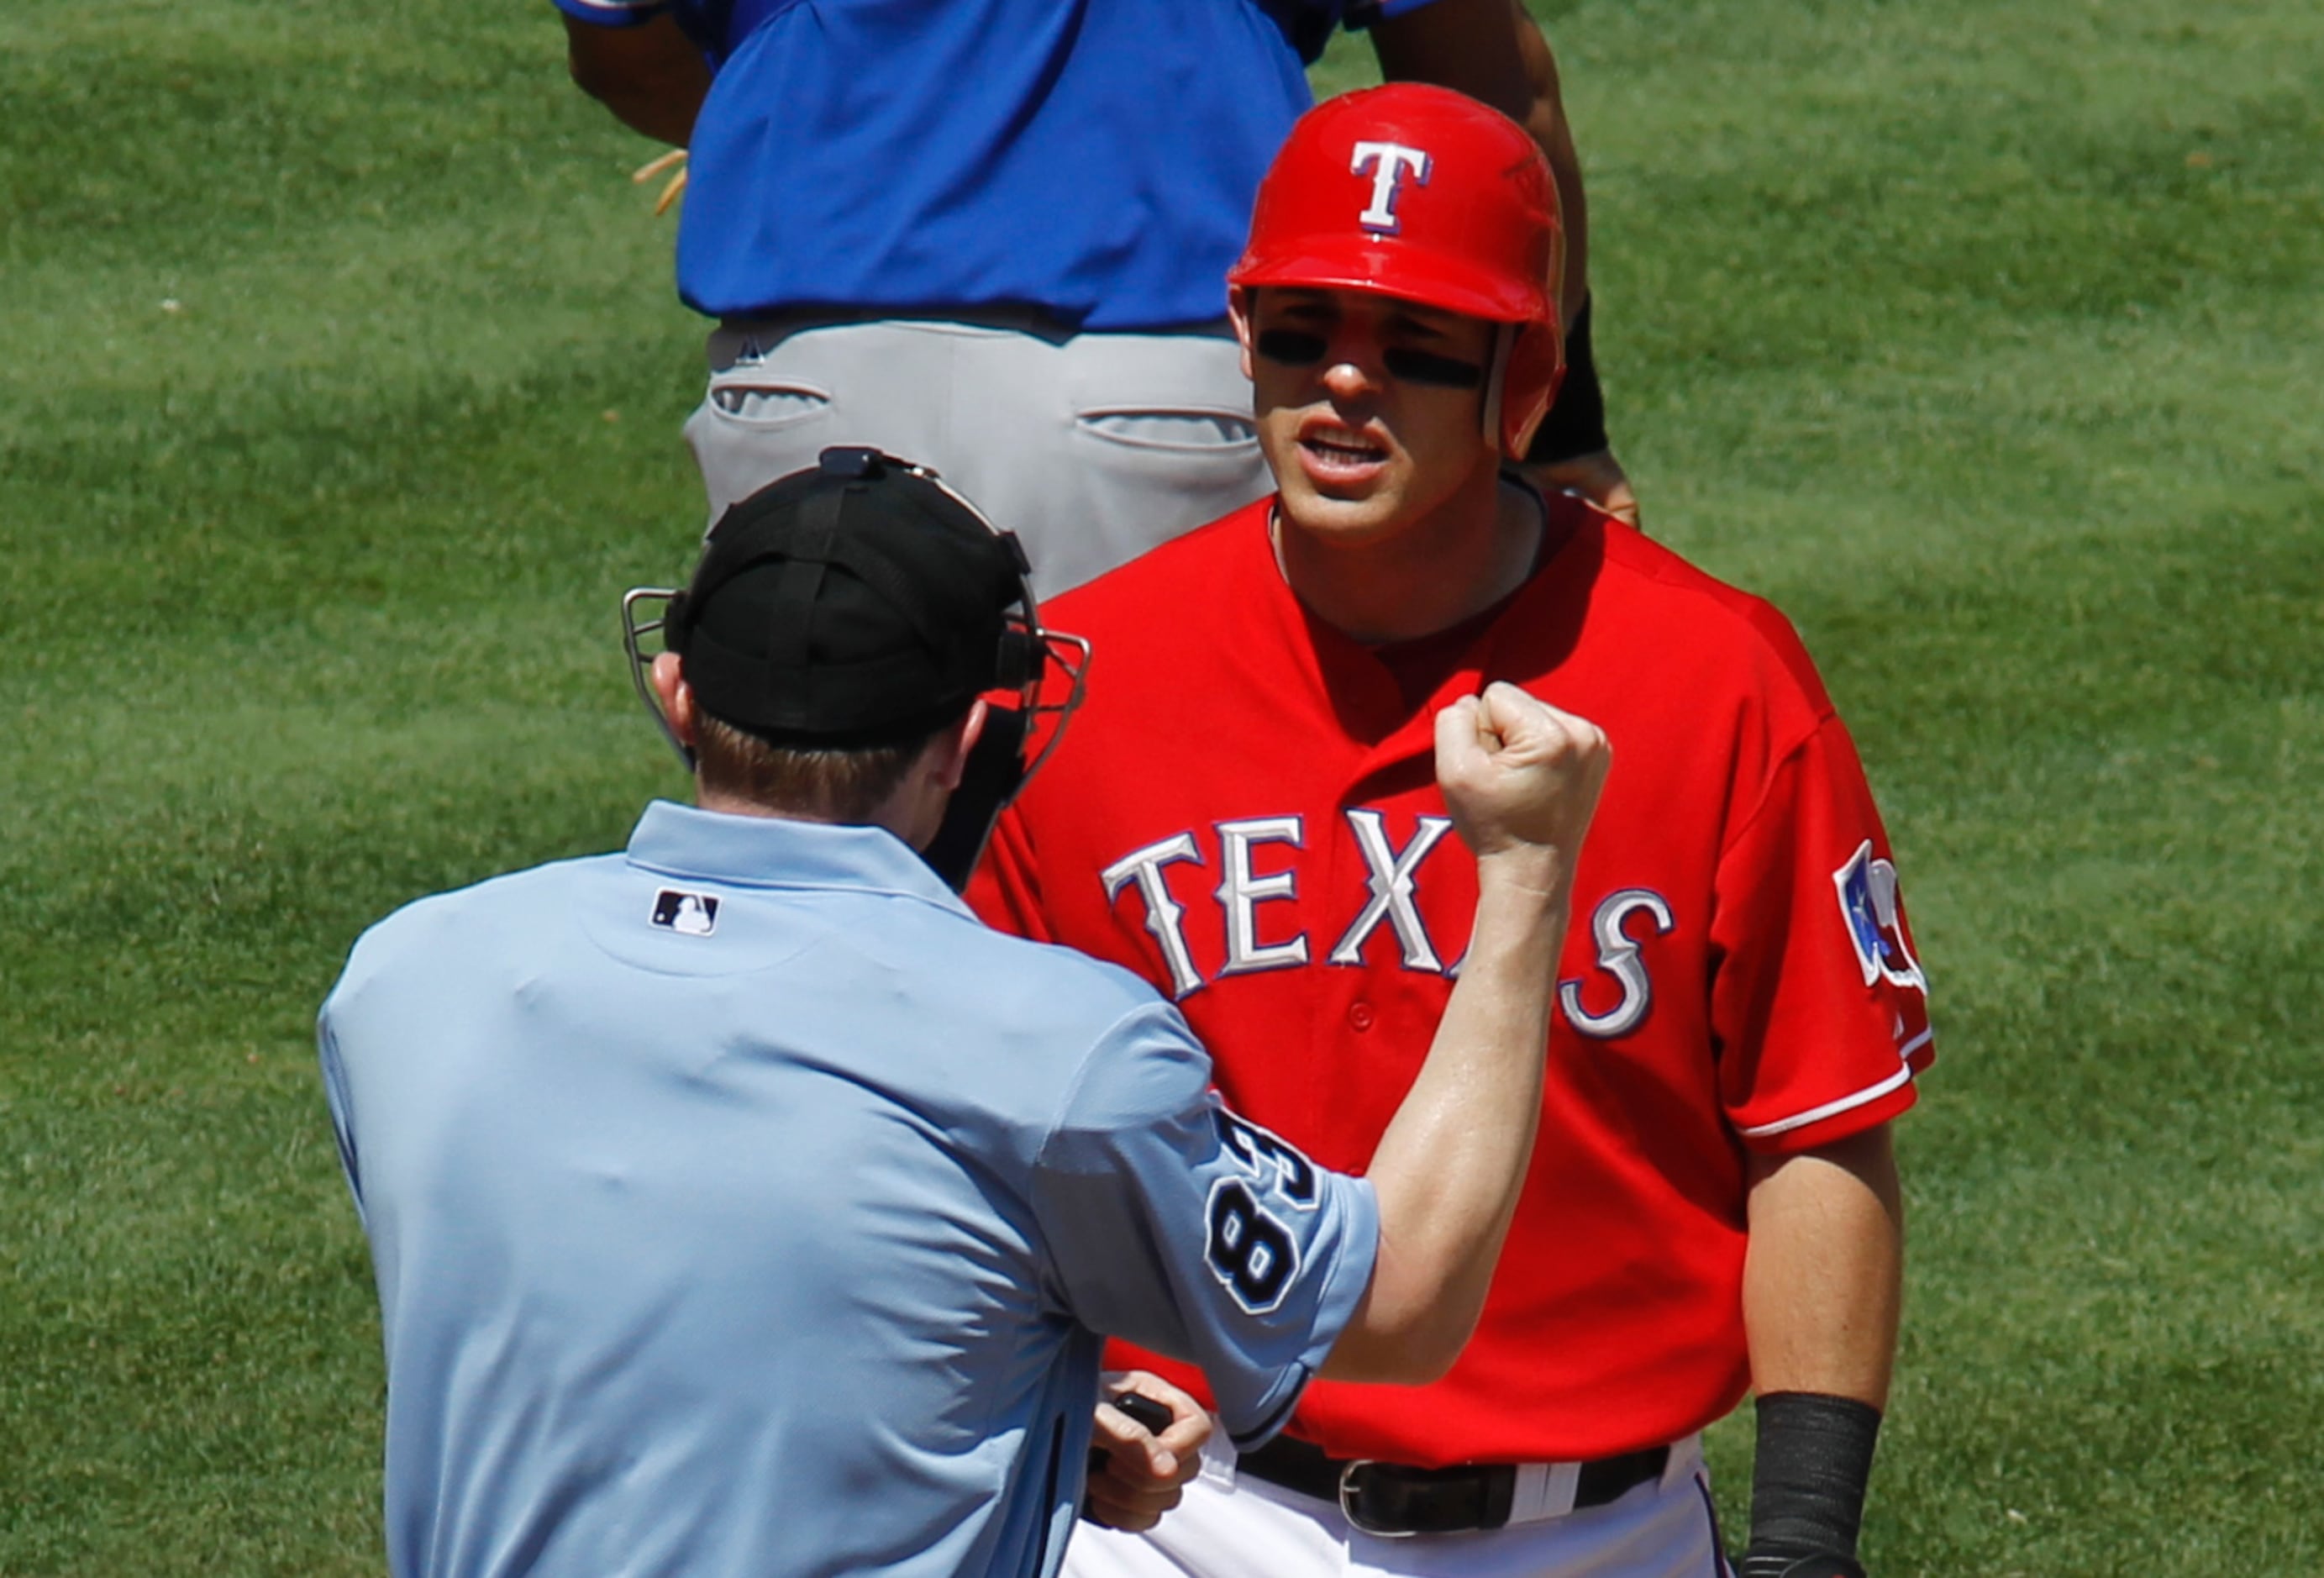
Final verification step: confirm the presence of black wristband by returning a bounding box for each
[1738,1391,1882,1578]
[1523,294,1608,465]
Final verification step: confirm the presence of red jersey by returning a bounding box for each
[970,493,1934,1465]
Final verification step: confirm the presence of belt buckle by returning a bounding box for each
[1335,1460,1417,1539]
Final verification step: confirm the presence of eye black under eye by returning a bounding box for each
[1254,328,1485,390]
[1380,347,1485,389]
[1255,329,1328,366]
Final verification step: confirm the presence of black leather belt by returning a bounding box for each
[1236,1433,1669,1538]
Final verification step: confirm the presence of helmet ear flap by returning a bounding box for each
[1498,318,1566,460]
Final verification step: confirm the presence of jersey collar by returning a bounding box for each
[624,799,972,913]
[1250,482,1605,762]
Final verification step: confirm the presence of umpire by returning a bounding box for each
[318,448,1612,1577]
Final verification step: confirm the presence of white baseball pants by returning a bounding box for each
[1063,1433,1732,1578]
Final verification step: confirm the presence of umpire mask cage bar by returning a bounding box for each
[618,457,1095,792]
[620,585,693,771]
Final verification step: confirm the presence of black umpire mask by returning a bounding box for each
[627,447,1085,890]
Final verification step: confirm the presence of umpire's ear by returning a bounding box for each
[933,700,990,795]
[649,652,701,750]
[1227,286,1259,383]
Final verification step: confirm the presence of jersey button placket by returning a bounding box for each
[1311,782,1360,1107]
[1347,1001,1375,1033]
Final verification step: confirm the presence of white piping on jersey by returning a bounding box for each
[1736,1057,1917,1139]
[562,0,660,13]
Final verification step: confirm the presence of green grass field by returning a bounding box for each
[3,1,2318,1572]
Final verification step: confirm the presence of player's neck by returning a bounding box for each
[689,783,934,846]
[1275,472,1542,645]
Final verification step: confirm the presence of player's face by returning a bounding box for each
[1237,287,1501,549]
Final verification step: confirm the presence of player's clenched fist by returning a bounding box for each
[1433,681,1610,886]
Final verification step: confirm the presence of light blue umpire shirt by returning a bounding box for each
[319,800,1378,1578]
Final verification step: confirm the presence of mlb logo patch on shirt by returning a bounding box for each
[650,888,719,936]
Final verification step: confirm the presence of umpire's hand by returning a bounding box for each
[1081,1371,1209,1532]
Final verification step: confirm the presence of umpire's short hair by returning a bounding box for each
[688,705,963,823]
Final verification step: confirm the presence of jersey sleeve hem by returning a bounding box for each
[1216,1168,1377,1449]
[1226,1369,1312,1452]
[1738,1047,1926,1153]
[551,0,671,27]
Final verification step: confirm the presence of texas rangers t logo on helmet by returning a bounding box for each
[1351,141,1431,234]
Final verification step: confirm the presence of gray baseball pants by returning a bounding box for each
[684,313,1270,599]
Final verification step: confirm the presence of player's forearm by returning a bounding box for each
[564,15,711,147]
[1742,1125,1904,1406]
[1512,5,1589,323]
[1323,865,1569,1383]
[1740,1128,1901,1575]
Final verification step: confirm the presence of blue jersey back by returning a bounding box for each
[554,0,1412,327]
[319,802,1375,1577]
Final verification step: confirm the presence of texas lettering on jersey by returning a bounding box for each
[1099,808,1706,1048]
[1102,811,1455,998]
[1097,802,1933,1077]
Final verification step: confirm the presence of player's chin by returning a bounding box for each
[1277,481,1406,544]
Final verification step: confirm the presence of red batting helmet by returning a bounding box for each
[1228,83,1564,459]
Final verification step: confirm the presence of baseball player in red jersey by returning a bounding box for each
[970,84,1932,1577]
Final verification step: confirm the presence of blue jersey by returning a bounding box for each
[318,802,1376,1578]
[552,0,1442,327]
